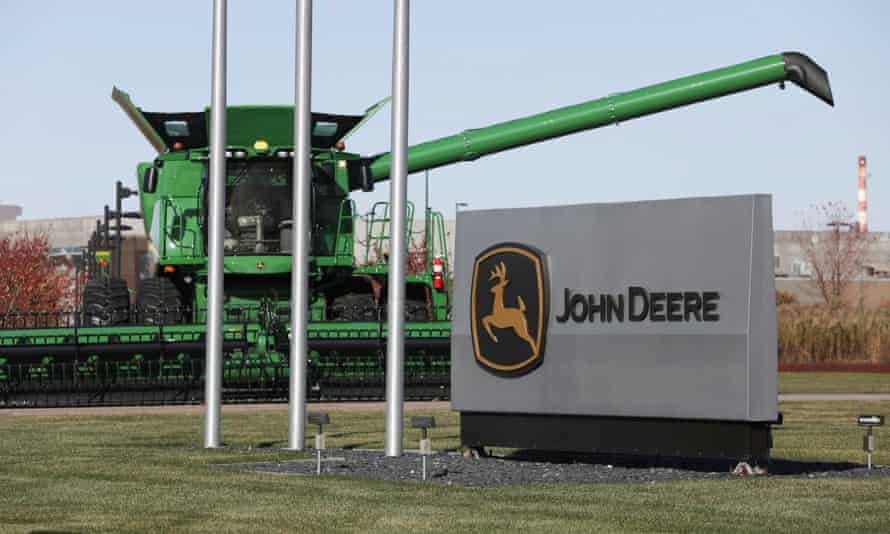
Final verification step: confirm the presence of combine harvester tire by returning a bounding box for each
[83,279,130,326]
[136,278,184,325]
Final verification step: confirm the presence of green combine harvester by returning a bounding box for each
[0,52,832,407]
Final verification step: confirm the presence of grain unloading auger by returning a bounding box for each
[0,52,832,408]
[348,52,832,186]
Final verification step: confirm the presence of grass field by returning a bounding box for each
[779,372,890,395]
[1,399,889,533]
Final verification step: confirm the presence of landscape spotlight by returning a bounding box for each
[411,416,436,481]
[858,415,884,470]
[308,412,330,475]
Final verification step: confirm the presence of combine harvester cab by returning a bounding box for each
[0,52,832,407]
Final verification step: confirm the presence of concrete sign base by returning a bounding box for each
[461,412,772,461]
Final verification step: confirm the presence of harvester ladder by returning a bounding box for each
[364,201,414,266]
[335,199,358,263]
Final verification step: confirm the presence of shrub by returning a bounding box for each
[775,290,798,306]
[777,303,890,364]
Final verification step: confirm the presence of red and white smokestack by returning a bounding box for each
[858,155,868,233]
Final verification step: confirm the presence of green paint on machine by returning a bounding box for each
[0,52,832,406]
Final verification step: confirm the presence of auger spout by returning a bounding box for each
[355,52,832,185]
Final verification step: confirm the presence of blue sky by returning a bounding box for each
[1,1,888,229]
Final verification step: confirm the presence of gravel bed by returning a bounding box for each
[214,449,890,487]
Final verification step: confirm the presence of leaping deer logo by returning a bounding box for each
[482,261,538,356]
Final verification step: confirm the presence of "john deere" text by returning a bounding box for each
[555,287,719,323]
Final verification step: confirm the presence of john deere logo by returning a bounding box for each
[471,243,549,377]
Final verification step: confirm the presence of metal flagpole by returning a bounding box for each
[288,0,312,451]
[385,0,410,457]
[204,0,227,448]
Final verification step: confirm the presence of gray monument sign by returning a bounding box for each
[451,195,778,460]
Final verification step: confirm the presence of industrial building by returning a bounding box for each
[774,229,890,306]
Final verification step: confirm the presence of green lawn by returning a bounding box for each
[779,372,890,395]
[1,402,889,534]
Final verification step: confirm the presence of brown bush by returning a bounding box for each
[775,290,798,306]
[777,303,890,364]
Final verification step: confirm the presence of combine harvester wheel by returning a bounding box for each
[83,279,130,326]
[136,278,184,325]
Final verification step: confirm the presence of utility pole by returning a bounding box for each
[826,220,852,303]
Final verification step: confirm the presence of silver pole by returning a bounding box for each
[204,0,227,449]
[385,0,410,457]
[288,0,312,451]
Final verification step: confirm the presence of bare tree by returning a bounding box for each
[797,202,872,306]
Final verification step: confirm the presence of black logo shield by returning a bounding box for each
[471,242,549,377]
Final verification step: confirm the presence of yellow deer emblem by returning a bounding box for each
[482,261,538,355]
